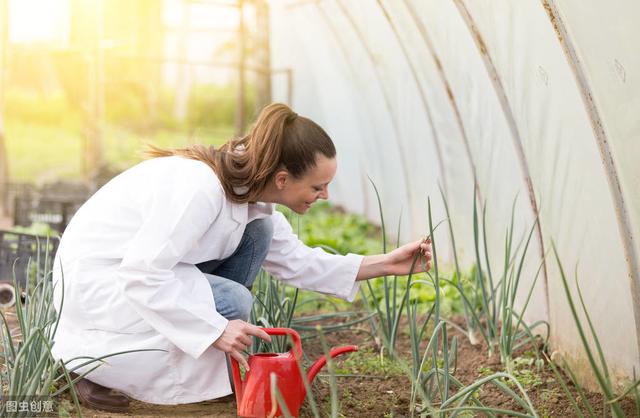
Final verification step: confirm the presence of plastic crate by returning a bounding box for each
[13,196,83,232]
[0,230,59,289]
[5,180,90,233]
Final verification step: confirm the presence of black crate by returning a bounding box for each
[0,230,59,288]
[4,181,91,233]
[13,196,83,232]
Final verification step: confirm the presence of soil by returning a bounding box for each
[2,306,638,417]
[296,317,639,417]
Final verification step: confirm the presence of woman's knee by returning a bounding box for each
[226,285,254,321]
[209,274,255,321]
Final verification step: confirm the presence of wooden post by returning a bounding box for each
[140,0,163,131]
[255,0,271,111]
[174,0,191,122]
[235,0,246,136]
[286,68,293,106]
[0,0,9,219]
[78,0,105,185]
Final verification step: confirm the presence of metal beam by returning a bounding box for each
[375,0,449,201]
[542,0,640,365]
[402,0,482,204]
[453,0,551,322]
[332,0,416,223]
[314,2,389,216]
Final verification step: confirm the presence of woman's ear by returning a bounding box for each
[274,169,289,190]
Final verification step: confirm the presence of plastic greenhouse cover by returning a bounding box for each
[270,0,640,388]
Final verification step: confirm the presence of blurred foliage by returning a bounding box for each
[5,120,84,182]
[5,83,253,133]
[188,84,257,130]
[103,82,256,134]
[292,201,381,256]
[277,202,471,316]
[5,90,81,128]
[3,83,254,182]
[11,222,59,238]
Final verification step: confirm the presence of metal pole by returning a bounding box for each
[453,0,550,323]
[542,0,640,368]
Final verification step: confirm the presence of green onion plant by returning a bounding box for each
[441,193,548,369]
[550,243,639,417]
[402,204,539,417]
[0,239,158,417]
[250,270,300,353]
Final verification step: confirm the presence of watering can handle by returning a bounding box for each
[261,327,303,358]
[229,327,302,405]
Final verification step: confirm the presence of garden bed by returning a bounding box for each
[3,202,639,417]
[48,313,637,417]
[300,315,638,417]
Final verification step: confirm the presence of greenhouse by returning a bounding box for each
[0,0,638,417]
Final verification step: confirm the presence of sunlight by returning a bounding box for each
[9,0,70,44]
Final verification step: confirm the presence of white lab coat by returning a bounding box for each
[51,156,363,405]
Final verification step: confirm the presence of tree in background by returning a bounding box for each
[0,0,9,218]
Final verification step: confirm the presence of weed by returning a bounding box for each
[478,366,494,377]
[334,348,405,377]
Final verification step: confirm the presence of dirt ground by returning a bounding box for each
[298,319,639,417]
[66,398,237,418]
[2,304,638,417]
[54,319,638,417]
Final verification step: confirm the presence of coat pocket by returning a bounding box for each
[77,265,155,334]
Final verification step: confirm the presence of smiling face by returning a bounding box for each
[274,154,337,214]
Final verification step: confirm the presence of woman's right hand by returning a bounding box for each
[212,320,271,370]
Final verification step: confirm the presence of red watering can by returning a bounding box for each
[230,327,357,418]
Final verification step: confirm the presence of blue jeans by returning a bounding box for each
[196,218,273,321]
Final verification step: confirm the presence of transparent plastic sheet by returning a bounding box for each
[271,0,640,386]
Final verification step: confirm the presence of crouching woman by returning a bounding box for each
[51,103,432,411]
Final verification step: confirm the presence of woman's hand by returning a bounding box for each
[384,237,432,276]
[212,320,271,370]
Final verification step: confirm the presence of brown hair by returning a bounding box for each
[145,103,336,203]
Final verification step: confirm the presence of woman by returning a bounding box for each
[52,103,432,412]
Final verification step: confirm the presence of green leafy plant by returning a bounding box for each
[0,241,158,417]
[333,348,405,377]
[549,242,639,417]
[249,270,299,353]
[399,199,539,417]
[440,192,548,371]
[359,178,435,358]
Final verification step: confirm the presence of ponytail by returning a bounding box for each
[145,103,336,203]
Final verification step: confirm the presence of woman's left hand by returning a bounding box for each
[385,238,432,276]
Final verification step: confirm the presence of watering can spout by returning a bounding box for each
[306,345,358,384]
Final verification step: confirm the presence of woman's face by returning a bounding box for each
[277,155,337,214]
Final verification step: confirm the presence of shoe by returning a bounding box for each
[211,393,236,403]
[69,372,130,413]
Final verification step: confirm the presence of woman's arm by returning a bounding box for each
[262,211,364,301]
[356,238,432,281]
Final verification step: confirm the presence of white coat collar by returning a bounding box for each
[229,182,275,224]
[248,202,275,222]
[229,201,274,225]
